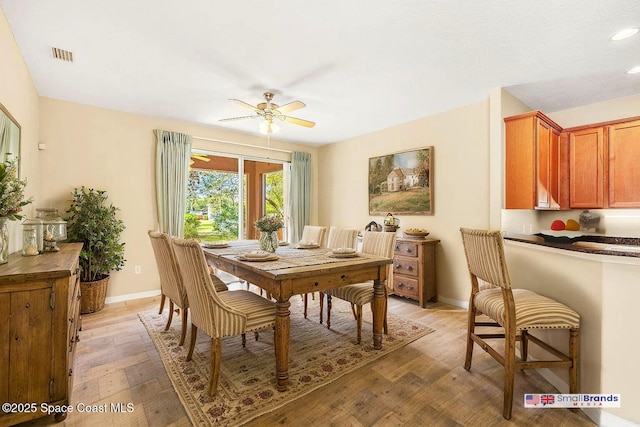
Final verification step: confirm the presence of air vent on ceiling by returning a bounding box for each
[51,47,73,62]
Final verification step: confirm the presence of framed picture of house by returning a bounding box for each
[368,147,433,216]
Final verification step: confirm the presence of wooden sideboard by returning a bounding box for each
[392,238,439,308]
[0,243,82,425]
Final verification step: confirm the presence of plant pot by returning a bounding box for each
[80,274,110,314]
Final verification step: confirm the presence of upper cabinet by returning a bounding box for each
[568,126,606,208]
[505,112,640,210]
[505,111,566,209]
[608,119,640,208]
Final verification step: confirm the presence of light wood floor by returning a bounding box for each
[18,284,594,427]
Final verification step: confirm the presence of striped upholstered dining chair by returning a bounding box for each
[171,238,276,396]
[321,231,396,344]
[459,228,580,419]
[326,226,359,251]
[317,227,360,322]
[149,231,229,345]
[148,231,191,345]
[300,225,328,247]
[300,225,328,318]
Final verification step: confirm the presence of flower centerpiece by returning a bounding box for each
[0,159,32,263]
[254,214,284,253]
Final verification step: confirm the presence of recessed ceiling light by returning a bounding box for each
[627,65,640,74]
[611,27,639,41]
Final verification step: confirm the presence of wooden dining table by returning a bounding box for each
[202,241,393,391]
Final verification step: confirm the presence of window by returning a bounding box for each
[185,152,287,241]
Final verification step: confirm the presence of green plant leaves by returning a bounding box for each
[65,187,126,282]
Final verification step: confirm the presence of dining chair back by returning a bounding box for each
[459,228,580,419]
[326,227,359,250]
[300,225,328,317]
[300,225,328,247]
[148,230,189,345]
[171,237,276,396]
[321,231,397,343]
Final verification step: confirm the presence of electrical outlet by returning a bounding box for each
[134,265,141,274]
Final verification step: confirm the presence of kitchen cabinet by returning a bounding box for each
[608,119,640,208]
[568,126,606,208]
[504,111,566,209]
[0,243,82,425]
[392,238,439,308]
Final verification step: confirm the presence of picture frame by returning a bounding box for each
[368,147,433,216]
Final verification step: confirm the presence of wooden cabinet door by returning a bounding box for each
[8,287,53,404]
[536,120,561,209]
[608,119,640,207]
[505,114,536,209]
[569,127,606,208]
[505,111,564,209]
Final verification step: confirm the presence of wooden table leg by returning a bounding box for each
[372,278,385,350]
[274,299,291,391]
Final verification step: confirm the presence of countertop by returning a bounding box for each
[504,233,640,258]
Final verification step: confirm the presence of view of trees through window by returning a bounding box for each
[184,169,240,241]
[264,171,284,217]
[184,154,285,242]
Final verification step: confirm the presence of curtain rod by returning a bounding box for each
[192,135,292,154]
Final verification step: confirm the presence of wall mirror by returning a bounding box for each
[0,102,21,175]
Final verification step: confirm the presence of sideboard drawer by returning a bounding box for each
[393,276,419,299]
[393,257,419,277]
[395,242,418,257]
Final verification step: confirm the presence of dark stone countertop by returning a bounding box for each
[504,233,640,258]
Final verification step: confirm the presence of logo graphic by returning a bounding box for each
[541,395,555,406]
[525,394,540,405]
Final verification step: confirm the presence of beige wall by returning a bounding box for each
[0,8,41,253]
[38,98,318,300]
[318,101,490,304]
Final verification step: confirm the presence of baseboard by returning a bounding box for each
[438,295,468,309]
[598,410,640,427]
[105,289,161,304]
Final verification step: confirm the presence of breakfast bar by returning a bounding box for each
[503,235,640,424]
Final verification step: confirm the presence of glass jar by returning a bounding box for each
[22,218,43,255]
[22,227,39,256]
[36,208,67,252]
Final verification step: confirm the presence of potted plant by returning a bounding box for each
[0,159,32,263]
[66,187,126,313]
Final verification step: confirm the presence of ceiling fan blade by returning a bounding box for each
[229,99,258,111]
[191,154,210,162]
[219,115,257,122]
[275,100,305,114]
[282,116,316,128]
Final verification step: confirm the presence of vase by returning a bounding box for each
[259,231,278,253]
[0,218,8,264]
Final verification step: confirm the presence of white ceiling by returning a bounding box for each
[1,0,639,146]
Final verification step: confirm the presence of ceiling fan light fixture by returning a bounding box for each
[259,119,280,135]
[627,65,640,74]
[611,27,639,41]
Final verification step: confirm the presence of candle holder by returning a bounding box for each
[36,208,67,252]
[21,218,43,256]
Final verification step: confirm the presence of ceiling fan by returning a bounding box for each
[219,92,315,133]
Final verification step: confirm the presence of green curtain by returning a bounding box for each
[154,129,192,237]
[288,151,311,242]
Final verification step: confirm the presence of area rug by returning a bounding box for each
[139,297,433,426]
